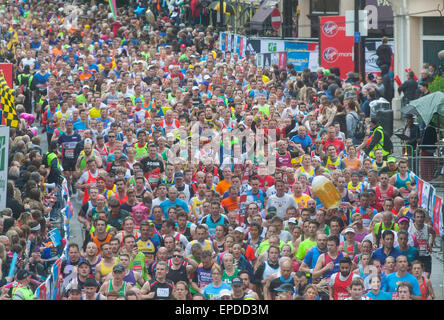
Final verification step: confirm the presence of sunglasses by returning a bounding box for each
[172,255,182,258]
[109,135,116,138]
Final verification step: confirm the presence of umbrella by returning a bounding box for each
[209,1,235,15]
[406,91,444,126]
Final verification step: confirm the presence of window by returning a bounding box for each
[423,17,444,36]
[310,0,339,14]
[309,0,340,37]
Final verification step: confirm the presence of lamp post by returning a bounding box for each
[219,0,224,28]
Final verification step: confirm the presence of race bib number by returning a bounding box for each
[157,287,170,298]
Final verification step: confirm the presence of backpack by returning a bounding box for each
[353,113,366,140]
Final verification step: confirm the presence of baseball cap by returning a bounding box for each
[135,97,142,103]
[200,80,209,86]
[387,157,397,163]
[78,260,91,268]
[398,217,410,224]
[231,277,243,287]
[288,218,298,225]
[274,283,294,292]
[119,155,127,161]
[113,264,125,273]
[234,226,245,233]
[192,86,200,91]
[174,171,184,179]
[83,85,90,89]
[84,138,93,146]
[203,75,211,80]
[180,43,186,48]
[267,206,277,214]
[16,269,32,281]
[344,227,355,234]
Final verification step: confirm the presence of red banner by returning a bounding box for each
[433,196,442,235]
[0,63,13,88]
[417,178,424,205]
[319,16,354,79]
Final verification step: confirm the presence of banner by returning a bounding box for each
[433,196,443,235]
[220,32,227,52]
[365,41,395,74]
[246,39,261,54]
[0,64,13,88]
[320,16,354,79]
[0,126,9,210]
[256,52,286,70]
[260,39,285,53]
[413,174,442,236]
[233,34,247,58]
[285,42,309,71]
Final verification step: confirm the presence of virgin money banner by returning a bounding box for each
[432,195,443,236]
[320,16,354,79]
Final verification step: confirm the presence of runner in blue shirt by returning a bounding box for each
[383,255,421,300]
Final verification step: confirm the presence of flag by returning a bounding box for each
[36,277,51,300]
[0,72,18,127]
[51,258,63,300]
[108,0,117,20]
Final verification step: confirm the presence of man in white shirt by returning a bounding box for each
[267,179,298,219]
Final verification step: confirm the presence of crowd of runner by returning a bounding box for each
[0,0,438,300]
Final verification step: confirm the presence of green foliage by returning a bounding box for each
[429,75,444,93]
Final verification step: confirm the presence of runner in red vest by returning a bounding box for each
[328,257,359,300]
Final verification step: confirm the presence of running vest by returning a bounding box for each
[98,258,117,278]
[204,215,227,236]
[189,239,213,253]
[134,142,148,160]
[372,160,387,171]
[299,166,314,177]
[291,155,303,168]
[394,173,413,197]
[79,151,96,172]
[323,252,343,280]
[263,260,280,280]
[82,170,98,203]
[367,126,389,158]
[95,144,109,161]
[375,185,394,207]
[325,157,340,171]
[419,276,428,300]
[354,206,374,227]
[347,182,364,196]
[46,152,61,170]
[333,272,353,300]
[137,238,157,264]
[276,151,291,168]
[91,233,112,254]
[190,196,206,218]
[410,223,430,257]
[11,284,34,300]
[46,108,57,133]
[344,157,361,171]
[123,270,137,286]
[341,241,359,259]
[108,280,127,296]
